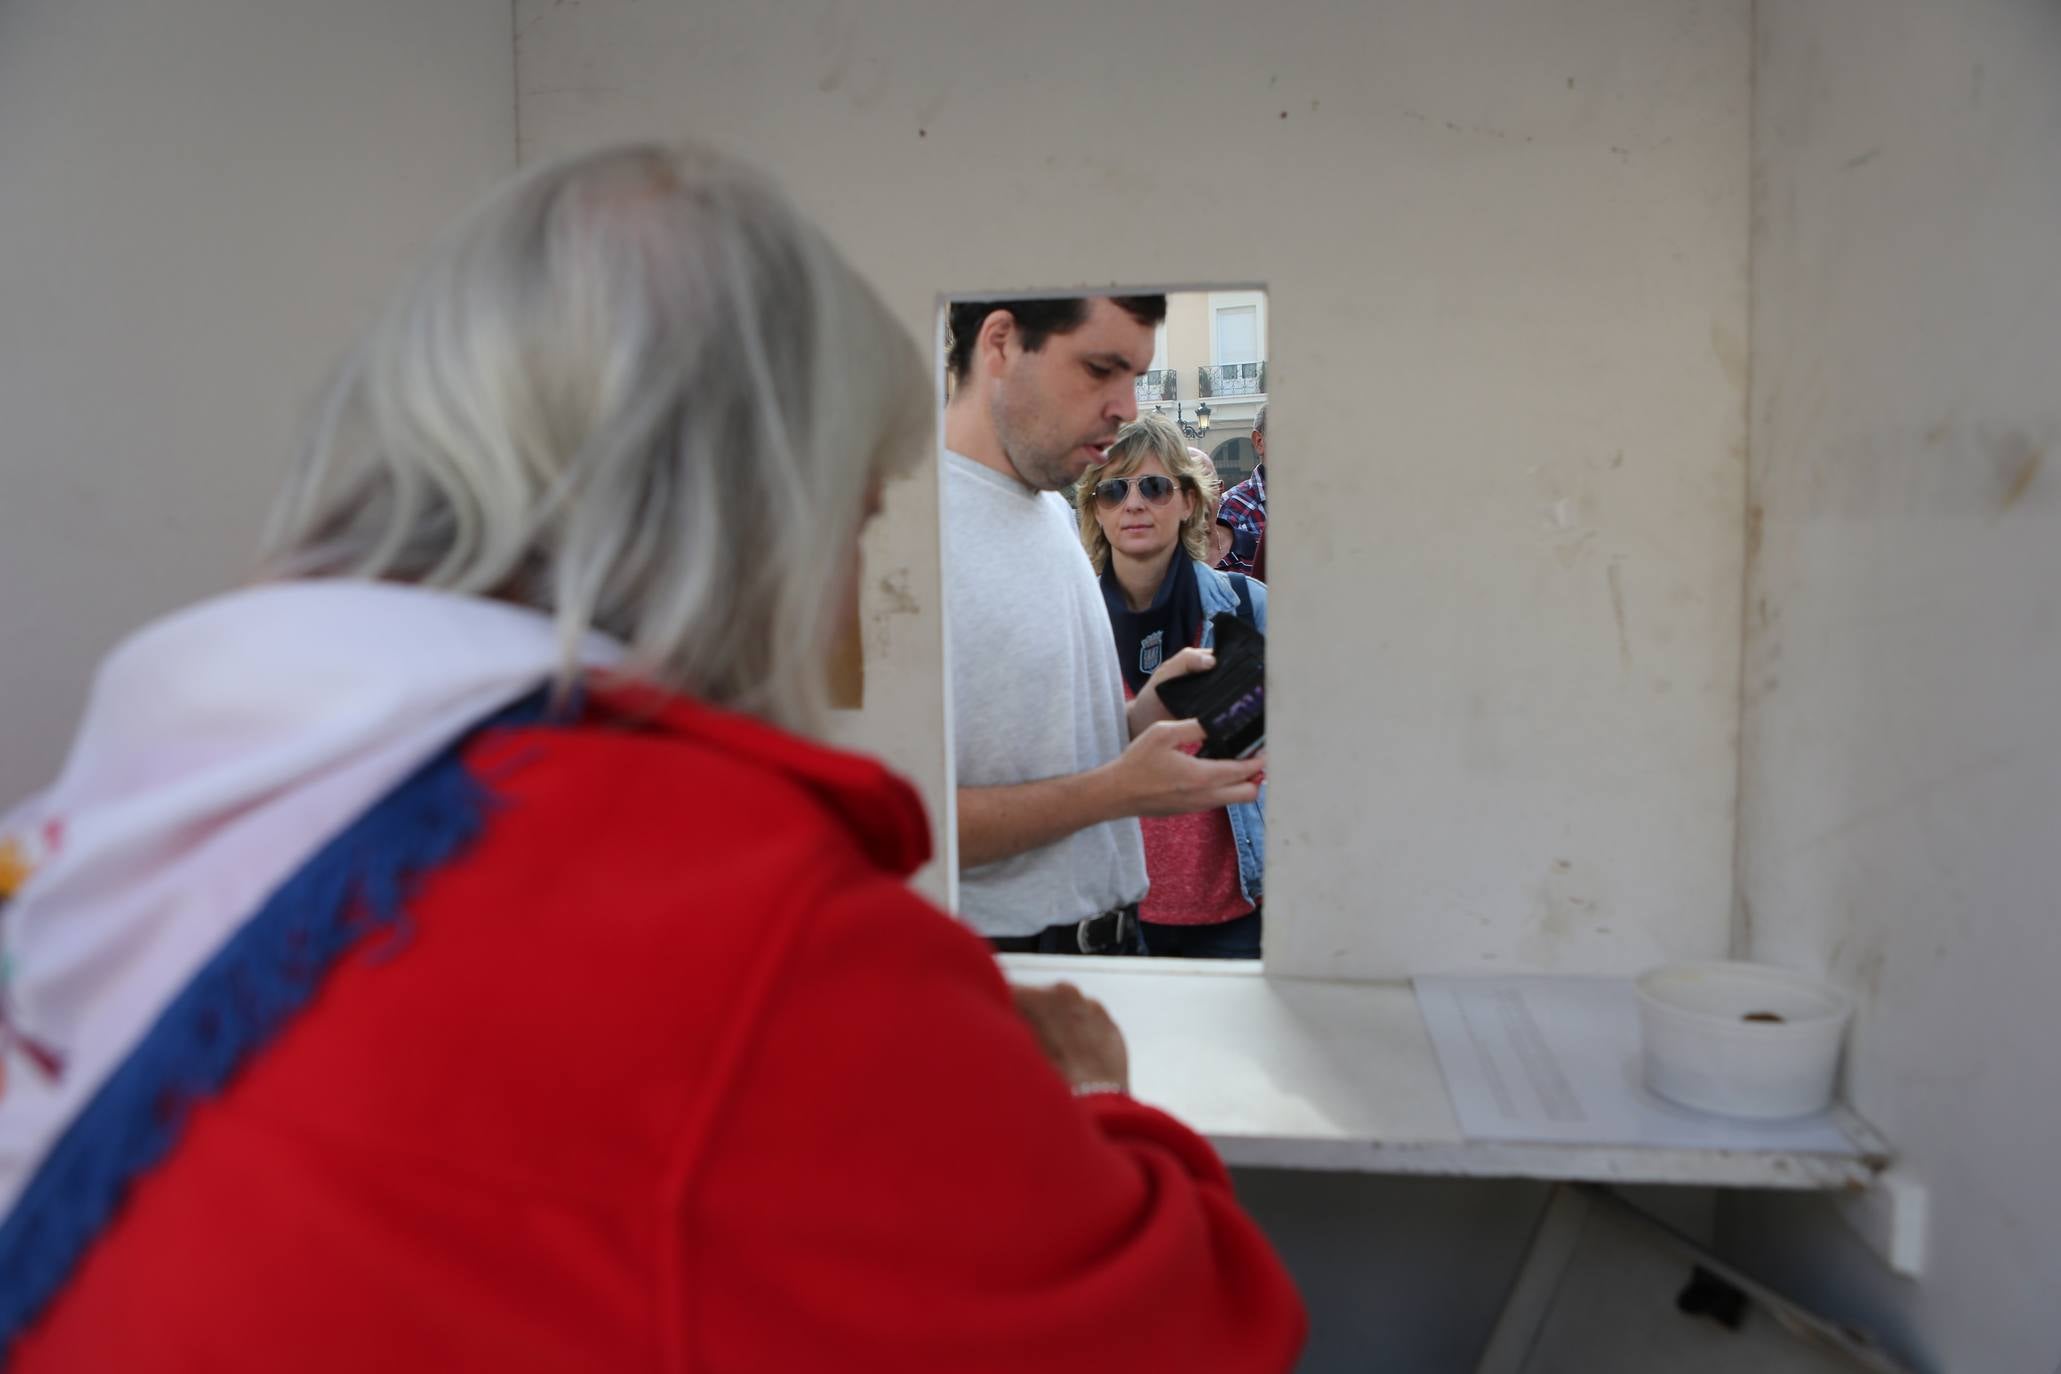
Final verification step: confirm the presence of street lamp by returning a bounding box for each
[1196,403,1211,436]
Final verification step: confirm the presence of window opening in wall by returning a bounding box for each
[938,288,1272,965]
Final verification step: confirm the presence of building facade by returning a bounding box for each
[1136,290,1268,494]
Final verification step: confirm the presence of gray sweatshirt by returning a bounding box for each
[944,451,1148,937]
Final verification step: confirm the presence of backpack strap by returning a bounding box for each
[1228,572,1255,626]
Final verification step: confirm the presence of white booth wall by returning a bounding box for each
[517,0,1753,974]
[0,0,515,804]
[1721,2,2061,1370]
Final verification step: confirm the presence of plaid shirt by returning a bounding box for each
[1214,465,1267,575]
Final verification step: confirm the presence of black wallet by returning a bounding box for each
[1155,612,1266,760]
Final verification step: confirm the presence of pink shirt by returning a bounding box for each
[1139,777,1255,927]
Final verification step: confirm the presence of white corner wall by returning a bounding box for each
[518,0,1751,974]
[1728,2,2061,1369]
[0,2,514,803]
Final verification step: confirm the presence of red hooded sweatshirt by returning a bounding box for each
[11,687,1306,1372]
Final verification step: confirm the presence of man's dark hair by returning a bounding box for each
[945,295,1167,383]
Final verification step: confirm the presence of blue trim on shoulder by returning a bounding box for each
[0,689,555,1354]
[1228,572,1254,625]
[1195,561,1267,636]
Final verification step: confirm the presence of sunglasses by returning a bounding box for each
[1091,474,1181,509]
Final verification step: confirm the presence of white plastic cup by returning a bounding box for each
[1635,962,1853,1120]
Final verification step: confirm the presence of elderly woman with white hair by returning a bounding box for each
[1079,415,1269,958]
[0,146,1304,1370]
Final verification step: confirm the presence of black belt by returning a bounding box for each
[1074,903,1139,955]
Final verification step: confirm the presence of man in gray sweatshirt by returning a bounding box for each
[942,296,1266,954]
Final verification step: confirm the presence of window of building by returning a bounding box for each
[1216,304,1259,368]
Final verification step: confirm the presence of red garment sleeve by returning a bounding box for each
[667,878,1307,1374]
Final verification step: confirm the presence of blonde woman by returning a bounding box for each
[0,146,1304,1371]
[1078,414,1269,957]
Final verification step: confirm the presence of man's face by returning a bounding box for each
[988,299,1154,492]
[1252,426,1267,465]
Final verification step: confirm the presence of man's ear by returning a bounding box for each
[978,308,1016,378]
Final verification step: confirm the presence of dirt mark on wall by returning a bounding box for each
[1988,430,2046,512]
[1607,561,1630,668]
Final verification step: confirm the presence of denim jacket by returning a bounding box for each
[1192,561,1267,904]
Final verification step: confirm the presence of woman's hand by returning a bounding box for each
[1010,982,1129,1092]
[1126,646,1215,737]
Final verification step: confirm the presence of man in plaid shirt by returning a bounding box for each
[1214,404,1268,578]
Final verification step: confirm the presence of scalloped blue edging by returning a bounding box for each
[0,691,550,1354]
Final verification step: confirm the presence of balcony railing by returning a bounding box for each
[1134,368,1178,405]
[1197,363,1265,398]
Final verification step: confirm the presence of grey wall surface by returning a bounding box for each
[516,0,1753,963]
[1233,1170,1552,1373]
[0,0,514,801]
[1728,2,2061,1370]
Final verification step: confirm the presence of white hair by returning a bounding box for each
[260,143,931,736]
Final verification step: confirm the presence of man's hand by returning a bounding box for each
[1109,718,1264,817]
[957,665,1261,868]
[1010,982,1129,1092]
[1127,645,1216,737]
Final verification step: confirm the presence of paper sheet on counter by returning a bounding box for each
[1413,975,1854,1151]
